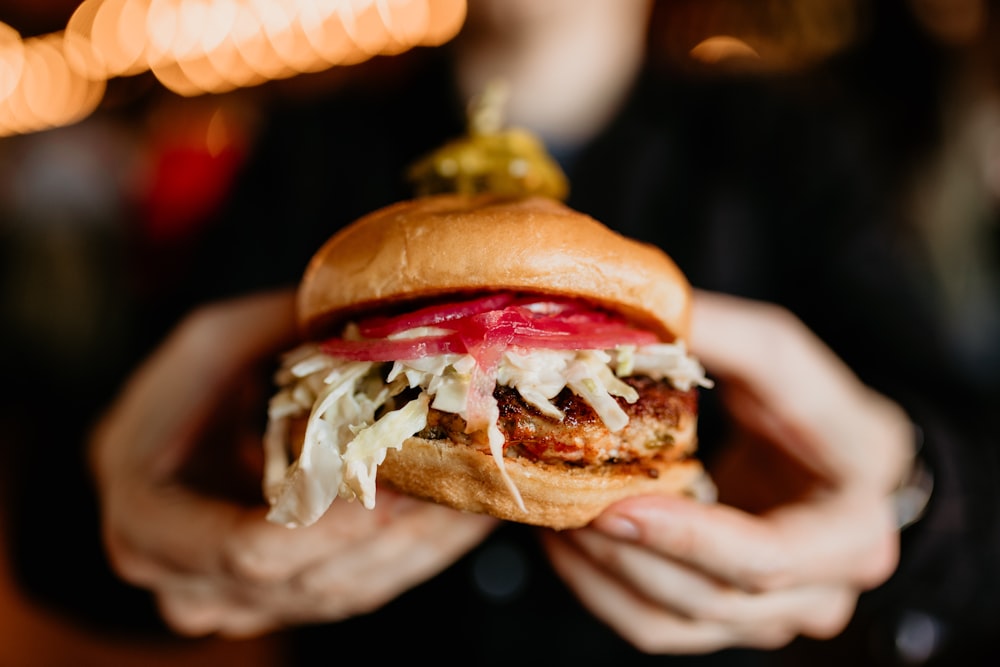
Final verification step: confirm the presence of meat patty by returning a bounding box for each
[416,376,699,467]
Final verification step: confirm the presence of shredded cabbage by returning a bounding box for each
[263,333,712,528]
[619,341,714,391]
[342,393,430,506]
[566,351,634,432]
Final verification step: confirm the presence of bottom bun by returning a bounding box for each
[378,437,713,530]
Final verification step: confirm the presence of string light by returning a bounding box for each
[0,0,467,138]
[0,30,106,137]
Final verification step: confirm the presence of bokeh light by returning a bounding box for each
[0,0,469,136]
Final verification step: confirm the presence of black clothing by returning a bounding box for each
[6,18,999,667]
[190,45,1000,664]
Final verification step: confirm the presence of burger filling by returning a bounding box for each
[263,294,712,527]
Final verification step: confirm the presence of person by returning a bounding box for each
[81,2,925,664]
[87,289,500,639]
[11,0,998,665]
[88,285,910,662]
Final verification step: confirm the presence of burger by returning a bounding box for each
[262,193,714,530]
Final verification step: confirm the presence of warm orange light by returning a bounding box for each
[200,0,240,55]
[3,0,469,137]
[180,50,230,95]
[0,32,105,138]
[144,0,181,69]
[655,0,863,74]
[149,59,206,96]
[422,0,466,46]
[380,0,430,49]
[299,0,369,67]
[0,22,25,103]
[204,10,270,92]
[256,0,326,74]
[91,0,145,77]
[230,3,295,82]
[0,84,30,138]
[22,35,67,129]
[689,35,761,65]
[64,0,106,79]
[115,0,155,75]
[341,0,401,56]
[172,0,213,62]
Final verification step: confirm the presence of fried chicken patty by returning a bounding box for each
[416,376,698,467]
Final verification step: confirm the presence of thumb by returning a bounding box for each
[689,290,911,491]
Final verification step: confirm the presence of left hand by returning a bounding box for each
[89,290,498,638]
[539,291,913,653]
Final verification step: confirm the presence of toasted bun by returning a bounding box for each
[378,436,710,530]
[297,194,691,342]
[292,194,707,529]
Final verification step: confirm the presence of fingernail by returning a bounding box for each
[594,513,640,541]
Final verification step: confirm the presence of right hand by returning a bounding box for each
[89,290,499,637]
[541,291,911,653]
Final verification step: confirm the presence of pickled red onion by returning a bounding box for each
[359,293,516,338]
[319,334,463,361]
[320,294,659,362]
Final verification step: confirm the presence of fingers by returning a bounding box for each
[223,493,495,590]
[689,289,914,493]
[109,486,412,584]
[130,499,497,637]
[542,531,857,653]
[297,501,499,605]
[538,291,908,654]
[591,495,898,593]
[89,289,499,638]
[103,488,264,586]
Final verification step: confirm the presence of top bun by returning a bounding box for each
[297,194,691,341]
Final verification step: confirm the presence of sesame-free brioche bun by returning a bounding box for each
[297,193,692,342]
[377,435,708,531]
[281,194,711,530]
[284,408,709,530]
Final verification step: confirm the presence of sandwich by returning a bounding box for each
[262,193,714,530]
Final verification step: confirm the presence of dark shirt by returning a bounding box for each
[6,27,999,667]
[187,45,1000,665]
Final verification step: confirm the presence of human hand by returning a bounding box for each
[89,290,498,637]
[540,290,913,653]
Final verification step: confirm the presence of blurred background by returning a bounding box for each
[1,1,998,665]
